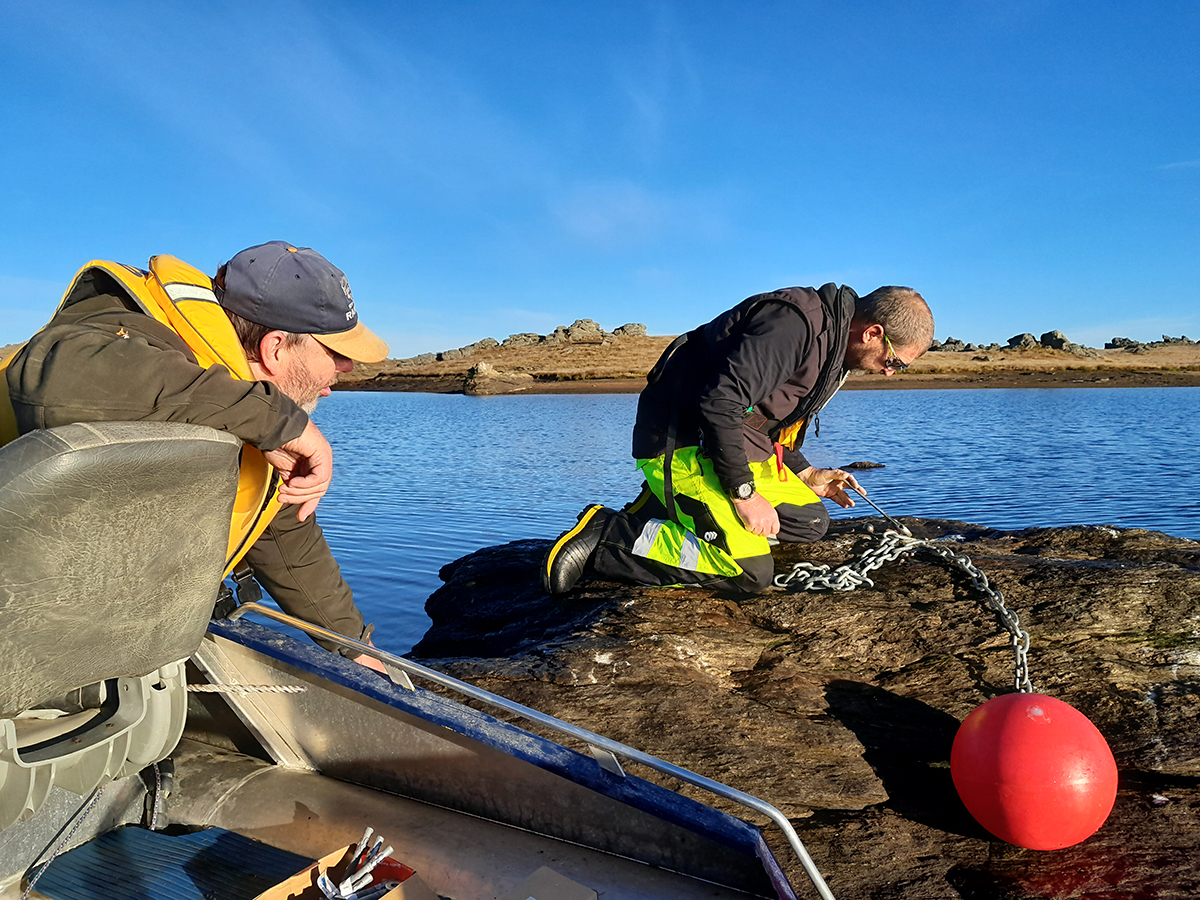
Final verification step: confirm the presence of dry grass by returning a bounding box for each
[342,337,1200,388]
[344,335,676,384]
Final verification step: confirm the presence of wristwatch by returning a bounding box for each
[730,480,755,501]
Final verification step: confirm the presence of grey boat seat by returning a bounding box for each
[0,422,241,832]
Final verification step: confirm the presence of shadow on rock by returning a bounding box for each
[410,538,612,659]
[825,679,988,839]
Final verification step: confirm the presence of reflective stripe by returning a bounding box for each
[632,519,664,558]
[679,532,702,569]
[164,283,220,303]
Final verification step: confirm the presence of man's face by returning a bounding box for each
[275,336,354,413]
[845,324,922,377]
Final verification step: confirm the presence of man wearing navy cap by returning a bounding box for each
[2,241,390,670]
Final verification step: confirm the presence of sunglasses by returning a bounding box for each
[883,334,910,371]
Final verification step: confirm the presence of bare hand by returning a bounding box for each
[262,420,333,521]
[798,467,862,509]
[732,492,780,537]
[354,640,389,674]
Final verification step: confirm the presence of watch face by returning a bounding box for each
[735,482,754,500]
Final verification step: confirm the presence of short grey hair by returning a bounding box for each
[223,309,308,362]
[214,263,307,362]
[855,286,934,351]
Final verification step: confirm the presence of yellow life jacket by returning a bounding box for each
[0,256,283,575]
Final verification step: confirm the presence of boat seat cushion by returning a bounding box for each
[0,422,241,719]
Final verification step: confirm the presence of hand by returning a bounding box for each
[262,420,333,521]
[354,640,389,674]
[798,467,862,509]
[732,492,780,537]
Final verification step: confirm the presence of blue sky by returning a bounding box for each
[2,1,1197,358]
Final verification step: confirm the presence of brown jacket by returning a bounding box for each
[5,282,366,651]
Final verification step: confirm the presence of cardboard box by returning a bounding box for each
[254,844,439,900]
[498,866,597,900]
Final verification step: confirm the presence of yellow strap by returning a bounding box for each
[776,419,806,450]
[0,345,24,447]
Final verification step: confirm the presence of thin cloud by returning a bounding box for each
[1159,159,1200,170]
[610,3,703,161]
[548,179,732,250]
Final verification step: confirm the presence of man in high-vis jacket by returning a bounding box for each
[542,284,934,595]
[2,241,390,670]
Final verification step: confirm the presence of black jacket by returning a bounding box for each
[632,284,855,493]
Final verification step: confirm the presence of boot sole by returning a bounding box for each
[543,504,606,594]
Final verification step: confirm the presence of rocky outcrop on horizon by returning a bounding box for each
[1106,334,1198,353]
[930,331,1104,358]
[410,518,1200,899]
[392,320,648,368]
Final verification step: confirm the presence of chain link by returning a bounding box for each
[774,530,1033,692]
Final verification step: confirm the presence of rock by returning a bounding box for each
[1040,330,1069,350]
[972,355,991,362]
[462,361,534,396]
[566,319,605,342]
[440,337,500,360]
[939,337,969,352]
[1106,337,1143,351]
[1063,341,1103,359]
[842,461,885,469]
[1007,333,1039,350]
[543,326,569,345]
[613,323,647,337]
[502,333,541,348]
[395,353,436,367]
[411,520,1200,898]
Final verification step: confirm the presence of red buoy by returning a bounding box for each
[950,693,1117,850]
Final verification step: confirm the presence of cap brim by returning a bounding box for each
[313,321,390,363]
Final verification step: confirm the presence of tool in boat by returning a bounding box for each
[348,827,372,868]
[346,882,400,900]
[340,842,393,896]
[314,827,398,900]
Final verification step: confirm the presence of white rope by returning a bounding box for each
[186,683,307,694]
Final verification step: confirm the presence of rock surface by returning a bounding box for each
[462,361,534,395]
[411,518,1200,899]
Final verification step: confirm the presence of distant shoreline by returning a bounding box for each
[336,333,1200,396]
[339,366,1200,395]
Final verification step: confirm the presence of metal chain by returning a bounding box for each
[774,530,1033,692]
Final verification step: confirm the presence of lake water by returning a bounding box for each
[310,388,1200,653]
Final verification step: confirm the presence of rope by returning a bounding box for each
[22,784,106,900]
[774,529,1033,692]
[186,683,307,694]
[149,762,161,831]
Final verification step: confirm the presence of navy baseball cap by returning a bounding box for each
[220,241,389,363]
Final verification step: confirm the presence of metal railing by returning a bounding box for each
[225,601,837,900]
